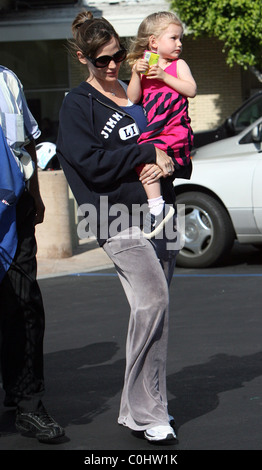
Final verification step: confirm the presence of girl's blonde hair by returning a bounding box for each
[69,10,121,59]
[127,11,183,67]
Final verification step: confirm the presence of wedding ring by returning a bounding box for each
[154,172,157,177]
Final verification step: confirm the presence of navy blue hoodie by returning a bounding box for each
[56,81,184,246]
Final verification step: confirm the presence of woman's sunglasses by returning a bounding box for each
[86,48,127,68]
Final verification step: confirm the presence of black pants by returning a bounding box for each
[0,190,45,410]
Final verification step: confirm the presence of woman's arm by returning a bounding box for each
[147,59,197,98]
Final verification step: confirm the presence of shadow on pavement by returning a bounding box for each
[167,351,262,429]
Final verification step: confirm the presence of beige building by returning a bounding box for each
[1,0,261,258]
[1,0,261,136]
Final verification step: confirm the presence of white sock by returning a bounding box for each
[148,196,165,216]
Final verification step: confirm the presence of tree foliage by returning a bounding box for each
[170,0,262,77]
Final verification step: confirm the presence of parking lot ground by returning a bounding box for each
[0,243,262,461]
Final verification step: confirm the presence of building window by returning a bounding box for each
[1,39,69,142]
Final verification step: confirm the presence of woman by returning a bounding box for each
[56,10,184,443]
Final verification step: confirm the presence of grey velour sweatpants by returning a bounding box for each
[103,226,177,431]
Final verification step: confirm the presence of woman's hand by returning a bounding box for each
[139,163,163,185]
[155,147,174,177]
[139,148,174,185]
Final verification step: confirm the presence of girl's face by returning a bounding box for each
[78,36,122,83]
[152,23,183,60]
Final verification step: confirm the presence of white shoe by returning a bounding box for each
[142,204,175,239]
[144,424,176,442]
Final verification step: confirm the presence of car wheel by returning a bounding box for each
[176,191,235,268]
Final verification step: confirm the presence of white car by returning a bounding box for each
[174,117,262,268]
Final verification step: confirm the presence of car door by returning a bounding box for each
[252,157,262,233]
[192,140,260,237]
[237,119,262,235]
[175,118,262,238]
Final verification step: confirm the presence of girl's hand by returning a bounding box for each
[132,58,149,75]
[146,64,166,81]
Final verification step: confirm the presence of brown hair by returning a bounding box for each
[69,10,121,59]
[127,11,183,67]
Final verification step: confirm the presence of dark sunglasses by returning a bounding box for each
[86,48,127,68]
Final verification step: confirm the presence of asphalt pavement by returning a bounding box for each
[1,239,262,461]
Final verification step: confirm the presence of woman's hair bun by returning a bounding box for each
[72,11,93,36]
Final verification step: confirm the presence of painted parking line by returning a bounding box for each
[71,272,262,277]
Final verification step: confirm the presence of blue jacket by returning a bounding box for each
[0,125,25,282]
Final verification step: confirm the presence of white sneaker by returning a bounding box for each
[142,204,175,239]
[144,424,176,442]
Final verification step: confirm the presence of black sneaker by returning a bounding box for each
[142,204,175,239]
[15,401,65,443]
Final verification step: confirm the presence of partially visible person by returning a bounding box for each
[0,65,64,443]
[56,10,184,443]
[127,11,196,238]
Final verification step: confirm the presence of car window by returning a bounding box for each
[239,122,262,144]
[235,95,262,132]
